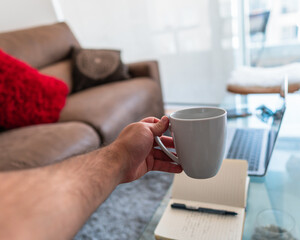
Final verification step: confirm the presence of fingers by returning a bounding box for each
[154,136,174,148]
[148,148,182,174]
[152,160,183,173]
[140,116,170,137]
[141,117,160,123]
[149,116,169,136]
[153,149,175,161]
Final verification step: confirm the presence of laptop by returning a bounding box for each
[224,77,288,176]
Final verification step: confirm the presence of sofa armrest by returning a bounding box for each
[127,60,164,102]
[127,60,160,84]
[126,60,165,117]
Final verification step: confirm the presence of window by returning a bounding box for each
[245,0,300,67]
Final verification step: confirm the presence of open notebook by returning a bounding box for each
[154,159,249,240]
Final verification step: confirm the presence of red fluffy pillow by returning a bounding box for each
[0,49,69,129]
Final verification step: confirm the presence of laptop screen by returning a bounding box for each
[265,76,288,166]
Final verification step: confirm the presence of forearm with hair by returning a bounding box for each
[0,144,126,240]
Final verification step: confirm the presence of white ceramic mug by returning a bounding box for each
[155,107,227,179]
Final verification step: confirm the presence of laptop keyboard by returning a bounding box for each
[226,128,265,171]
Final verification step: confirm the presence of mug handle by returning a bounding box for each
[154,136,180,164]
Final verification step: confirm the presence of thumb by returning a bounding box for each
[150,116,169,136]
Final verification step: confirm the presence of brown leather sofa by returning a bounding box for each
[0,22,164,171]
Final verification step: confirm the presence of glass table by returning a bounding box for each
[139,93,300,240]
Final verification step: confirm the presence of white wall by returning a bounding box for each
[0,0,238,104]
[57,0,238,105]
[0,0,57,32]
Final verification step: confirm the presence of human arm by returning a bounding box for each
[0,116,181,240]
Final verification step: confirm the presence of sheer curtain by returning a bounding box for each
[55,0,242,104]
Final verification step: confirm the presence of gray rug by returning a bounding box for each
[74,171,173,240]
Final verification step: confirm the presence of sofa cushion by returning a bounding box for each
[72,48,130,93]
[59,78,164,145]
[0,122,100,171]
[0,49,69,129]
[39,59,73,90]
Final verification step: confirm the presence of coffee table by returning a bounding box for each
[139,93,300,240]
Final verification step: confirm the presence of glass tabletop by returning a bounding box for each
[139,93,300,240]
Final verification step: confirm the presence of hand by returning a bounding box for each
[113,116,182,183]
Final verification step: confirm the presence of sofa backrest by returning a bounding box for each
[0,22,80,69]
[0,22,80,89]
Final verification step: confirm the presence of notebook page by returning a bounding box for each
[155,199,245,240]
[172,159,248,208]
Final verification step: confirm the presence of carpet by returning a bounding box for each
[74,171,173,240]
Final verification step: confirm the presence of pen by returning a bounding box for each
[171,203,238,216]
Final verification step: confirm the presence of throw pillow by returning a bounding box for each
[0,49,69,129]
[71,48,131,93]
